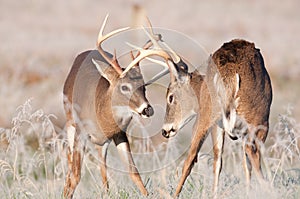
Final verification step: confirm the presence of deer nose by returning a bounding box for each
[142,105,154,117]
[162,129,170,138]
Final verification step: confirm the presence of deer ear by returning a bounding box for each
[167,60,189,83]
[92,58,116,83]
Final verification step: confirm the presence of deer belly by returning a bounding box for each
[79,118,109,146]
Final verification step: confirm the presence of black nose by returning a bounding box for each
[142,105,154,117]
[162,129,170,138]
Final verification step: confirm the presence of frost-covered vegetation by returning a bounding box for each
[0,100,300,198]
[1,0,300,198]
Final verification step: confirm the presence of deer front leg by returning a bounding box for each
[113,132,148,196]
[97,141,110,191]
[64,124,83,199]
[174,129,209,197]
[212,124,225,196]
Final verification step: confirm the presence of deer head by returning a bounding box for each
[161,60,201,138]
[92,15,155,120]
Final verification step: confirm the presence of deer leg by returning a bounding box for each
[243,139,262,192]
[97,141,111,191]
[243,125,267,189]
[245,126,267,181]
[243,141,252,189]
[174,129,209,197]
[63,124,83,199]
[113,132,148,196]
[212,124,225,196]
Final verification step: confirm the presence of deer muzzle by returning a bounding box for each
[141,104,154,118]
[162,127,177,138]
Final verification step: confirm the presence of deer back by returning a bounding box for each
[207,39,272,137]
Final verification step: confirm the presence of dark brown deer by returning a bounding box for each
[131,36,273,197]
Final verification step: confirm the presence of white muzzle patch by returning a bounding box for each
[136,102,150,118]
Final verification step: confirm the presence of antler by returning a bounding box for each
[121,23,185,84]
[143,17,181,64]
[159,40,181,64]
[121,48,173,78]
[120,25,173,78]
[97,14,130,75]
[120,17,165,77]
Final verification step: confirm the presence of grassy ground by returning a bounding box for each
[0,100,299,198]
[1,0,300,198]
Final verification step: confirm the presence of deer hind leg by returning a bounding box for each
[243,142,252,188]
[243,125,267,188]
[97,141,110,191]
[64,123,83,199]
[113,132,148,196]
[212,124,225,196]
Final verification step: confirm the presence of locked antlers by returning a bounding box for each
[121,21,186,82]
[97,15,168,78]
[97,15,183,81]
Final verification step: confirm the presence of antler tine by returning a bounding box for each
[120,49,172,78]
[133,24,162,58]
[145,16,162,43]
[120,19,166,77]
[121,18,181,80]
[145,57,169,68]
[143,19,181,64]
[145,16,154,36]
[129,50,135,60]
[121,25,177,77]
[142,25,181,65]
[142,26,162,50]
[97,14,130,75]
[160,41,181,64]
[127,41,170,85]
[142,22,180,64]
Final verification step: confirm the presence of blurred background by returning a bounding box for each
[0,0,299,136]
[1,0,300,198]
[1,0,299,129]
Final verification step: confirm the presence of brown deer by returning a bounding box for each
[62,15,169,198]
[129,35,273,197]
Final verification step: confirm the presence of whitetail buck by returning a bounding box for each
[62,15,170,198]
[163,39,272,197]
[128,35,273,197]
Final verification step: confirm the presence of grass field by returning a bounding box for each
[1,0,300,198]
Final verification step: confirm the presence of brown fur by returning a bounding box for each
[63,49,150,198]
[164,39,272,197]
[212,39,272,131]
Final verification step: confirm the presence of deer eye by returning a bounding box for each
[120,84,131,93]
[121,85,129,91]
[168,94,174,104]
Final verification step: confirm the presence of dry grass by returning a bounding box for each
[0,99,299,198]
[1,0,300,198]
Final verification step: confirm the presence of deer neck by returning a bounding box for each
[95,80,129,137]
[190,71,205,113]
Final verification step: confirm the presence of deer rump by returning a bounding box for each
[209,39,272,141]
